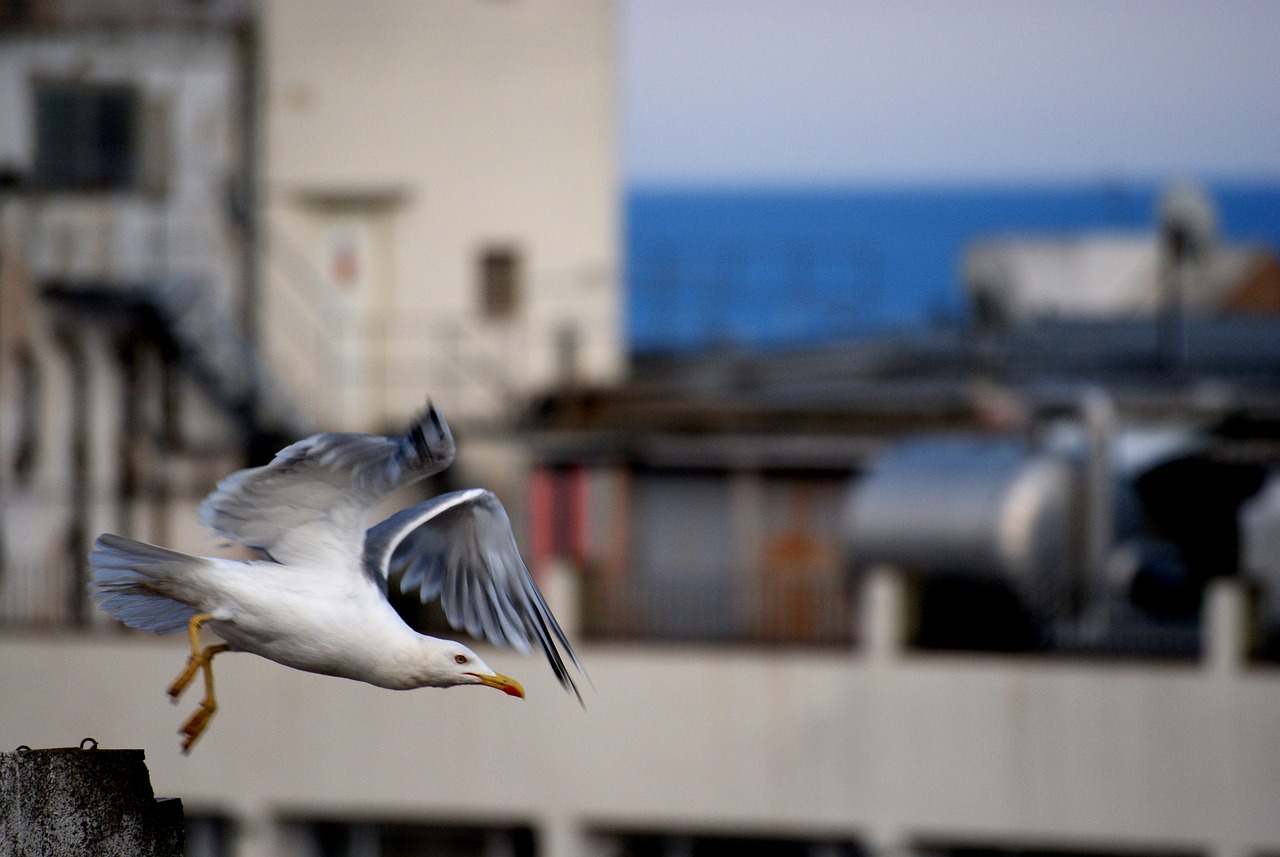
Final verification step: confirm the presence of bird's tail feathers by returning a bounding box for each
[90,534,205,635]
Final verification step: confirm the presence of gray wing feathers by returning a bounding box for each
[198,404,456,564]
[365,489,586,701]
[89,534,202,635]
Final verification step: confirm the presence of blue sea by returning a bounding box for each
[625,182,1280,354]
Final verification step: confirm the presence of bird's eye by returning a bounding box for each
[454,654,468,664]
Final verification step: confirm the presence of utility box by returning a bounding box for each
[0,744,183,857]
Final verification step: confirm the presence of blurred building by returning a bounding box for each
[3,5,1280,857]
[532,189,1280,655]
[0,0,620,615]
[258,0,621,431]
[0,0,291,629]
[518,186,1280,857]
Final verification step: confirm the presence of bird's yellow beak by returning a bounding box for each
[472,672,525,698]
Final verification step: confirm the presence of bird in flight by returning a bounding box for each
[91,403,583,752]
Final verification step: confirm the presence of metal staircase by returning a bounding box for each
[145,278,308,444]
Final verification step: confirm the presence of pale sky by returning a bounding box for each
[620,0,1280,186]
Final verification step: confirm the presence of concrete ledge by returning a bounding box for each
[0,745,182,857]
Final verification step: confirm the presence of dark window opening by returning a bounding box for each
[310,821,535,857]
[916,843,1202,857]
[33,80,142,192]
[616,832,863,857]
[479,245,520,320]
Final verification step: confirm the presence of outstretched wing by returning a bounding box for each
[199,404,456,569]
[365,489,585,701]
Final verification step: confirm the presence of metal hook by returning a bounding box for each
[14,745,31,755]
[79,738,99,751]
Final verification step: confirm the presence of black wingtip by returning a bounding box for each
[407,401,456,471]
[527,594,587,707]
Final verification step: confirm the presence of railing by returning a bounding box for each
[372,263,616,425]
[574,568,1237,656]
[24,196,230,302]
[258,272,531,430]
[629,235,886,352]
[19,187,307,440]
[0,561,79,629]
[0,482,215,631]
[581,573,856,646]
[0,545,1268,665]
[260,219,614,430]
[258,220,350,428]
[372,311,549,425]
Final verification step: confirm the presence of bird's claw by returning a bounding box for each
[167,656,200,701]
[179,703,216,753]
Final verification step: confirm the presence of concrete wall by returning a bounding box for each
[1,575,1276,857]
[259,0,622,429]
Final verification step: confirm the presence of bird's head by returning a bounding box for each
[437,642,524,698]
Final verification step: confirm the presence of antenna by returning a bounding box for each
[1156,181,1219,373]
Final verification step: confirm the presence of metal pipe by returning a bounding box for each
[1080,387,1116,612]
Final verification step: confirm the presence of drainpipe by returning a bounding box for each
[1081,387,1116,624]
[56,327,91,627]
[1159,222,1193,376]
[234,20,262,447]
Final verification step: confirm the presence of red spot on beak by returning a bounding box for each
[470,672,525,699]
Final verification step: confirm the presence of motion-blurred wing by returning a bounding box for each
[199,404,456,570]
[365,489,585,701]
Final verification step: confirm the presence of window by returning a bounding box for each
[306,821,536,857]
[33,80,142,192]
[479,245,520,320]
[615,832,862,857]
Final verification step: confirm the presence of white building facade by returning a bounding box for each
[258,0,623,431]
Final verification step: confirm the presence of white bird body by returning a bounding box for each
[192,557,430,689]
[90,404,582,750]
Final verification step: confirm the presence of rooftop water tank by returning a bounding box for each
[844,437,1078,603]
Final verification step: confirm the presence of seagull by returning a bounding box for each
[90,403,583,752]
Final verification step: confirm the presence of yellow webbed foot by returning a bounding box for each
[170,618,230,754]
[179,703,216,754]
[167,657,200,701]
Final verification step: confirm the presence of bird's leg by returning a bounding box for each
[168,612,214,701]
[179,643,229,754]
